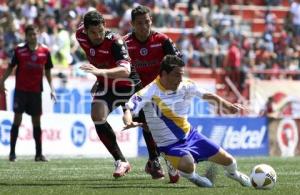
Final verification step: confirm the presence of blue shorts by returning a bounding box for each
[158,128,220,168]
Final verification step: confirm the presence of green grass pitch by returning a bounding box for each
[0,156,299,195]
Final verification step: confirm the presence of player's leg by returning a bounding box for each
[175,154,213,187]
[208,148,251,187]
[27,92,47,162]
[137,111,164,179]
[164,158,180,183]
[9,113,22,161]
[9,90,26,161]
[92,99,130,178]
[31,115,47,162]
[170,127,219,187]
[159,137,212,188]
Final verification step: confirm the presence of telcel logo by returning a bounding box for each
[223,126,266,149]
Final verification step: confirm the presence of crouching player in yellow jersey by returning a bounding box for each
[122,55,251,187]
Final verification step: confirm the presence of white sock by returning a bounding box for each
[179,170,213,187]
[179,171,195,179]
[224,159,238,176]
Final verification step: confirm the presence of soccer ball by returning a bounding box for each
[250,164,277,189]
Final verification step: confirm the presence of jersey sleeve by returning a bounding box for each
[8,49,18,68]
[125,86,153,116]
[162,38,182,58]
[45,51,54,69]
[111,39,131,72]
[187,80,208,98]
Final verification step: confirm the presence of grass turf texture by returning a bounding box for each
[0,157,299,195]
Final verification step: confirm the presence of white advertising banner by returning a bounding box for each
[4,77,216,116]
[0,111,138,157]
[4,77,96,114]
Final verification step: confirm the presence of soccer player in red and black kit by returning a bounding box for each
[0,24,56,162]
[123,5,182,181]
[77,10,142,178]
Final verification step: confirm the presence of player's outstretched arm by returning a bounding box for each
[202,93,245,114]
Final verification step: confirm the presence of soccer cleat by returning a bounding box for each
[225,171,251,187]
[113,160,131,178]
[9,153,16,162]
[165,159,180,183]
[145,158,165,179]
[188,174,213,188]
[35,155,49,162]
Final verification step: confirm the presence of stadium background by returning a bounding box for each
[0,0,300,159]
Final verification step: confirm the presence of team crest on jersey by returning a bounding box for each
[140,48,148,56]
[31,54,37,61]
[90,48,95,56]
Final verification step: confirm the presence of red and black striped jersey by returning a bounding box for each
[123,31,181,86]
[76,24,140,88]
[9,43,53,92]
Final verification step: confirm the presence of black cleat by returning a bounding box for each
[145,158,165,179]
[9,153,16,162]
[35,155,48,162]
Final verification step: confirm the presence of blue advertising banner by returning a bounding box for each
[188,117,269,156]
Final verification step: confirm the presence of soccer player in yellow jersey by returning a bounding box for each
[123,55,251,187]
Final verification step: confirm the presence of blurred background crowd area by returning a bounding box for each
[1,0,300,101]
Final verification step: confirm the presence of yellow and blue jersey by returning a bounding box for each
[126,76,208,147]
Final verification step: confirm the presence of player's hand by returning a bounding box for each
[50,91,57,102]
[228,103,246,114]
[122,121,143,131]
[80,64,101,76]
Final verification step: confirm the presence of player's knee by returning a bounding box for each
[178,155,195,173]
[13,121,21,127]
[91,114,106,124]
[178,162,194,173]
[223,154,235,166]
[213,148,235,166]
[13,114,22,126]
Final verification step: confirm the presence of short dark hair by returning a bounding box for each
[131,5,151,22]
[25,24,37,35]
[83,10,105,29]
[160,55,185,74]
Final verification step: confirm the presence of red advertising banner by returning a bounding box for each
[269,118,300,156]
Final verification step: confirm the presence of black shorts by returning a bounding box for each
[92,82,142,113]
[13,90,42,116]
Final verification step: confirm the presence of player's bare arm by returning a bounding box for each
[80,64,130,78]
[0,66,14,92]
[45,69,56,102]
[202,92,245,114]
[122,109,143,130]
